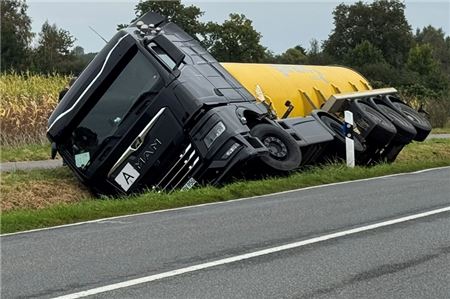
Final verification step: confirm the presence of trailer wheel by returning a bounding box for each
[391,101,431,141]
[351,100,397,146]
[319,115,365,153]
[375,103,417,144]
[250,124,302,171]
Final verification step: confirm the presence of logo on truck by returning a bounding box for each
[134,138,162,170]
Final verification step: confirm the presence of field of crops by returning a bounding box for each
[0,73,69,146]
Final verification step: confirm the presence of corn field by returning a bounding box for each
[0,73,69,146]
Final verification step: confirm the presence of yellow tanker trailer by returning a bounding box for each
[222,63,432,165]
[222,63,371,117]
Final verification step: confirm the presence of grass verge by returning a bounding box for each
[1,139,450,234]
[431,127,450,134]
[1,142,54,162]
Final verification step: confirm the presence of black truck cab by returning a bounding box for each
[47,12,276,195]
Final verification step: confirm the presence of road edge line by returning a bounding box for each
[52,205,450,299]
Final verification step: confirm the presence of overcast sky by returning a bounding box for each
[27,0,450,54]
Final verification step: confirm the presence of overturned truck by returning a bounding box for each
[47,12,431,196]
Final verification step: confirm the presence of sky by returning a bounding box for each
[27,0,450,54]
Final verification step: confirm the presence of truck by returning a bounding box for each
[47,12,431,196]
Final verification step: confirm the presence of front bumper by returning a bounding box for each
[188,105,267,187]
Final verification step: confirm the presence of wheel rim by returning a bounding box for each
[263,136,288,159]
[330,122,345,138]
[320,115,365,152]
[320,115,345,141]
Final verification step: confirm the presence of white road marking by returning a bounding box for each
[53,205,450,299]
[2,166,449,237]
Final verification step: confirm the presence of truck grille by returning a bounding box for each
[155,143,201,191]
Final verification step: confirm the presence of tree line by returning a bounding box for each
[2,0,450,125]
[1,0,95,74]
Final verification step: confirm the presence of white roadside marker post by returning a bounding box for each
[344,110,355,168]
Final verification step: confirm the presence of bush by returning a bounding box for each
[425,96,450,127]
[399,85,450,128]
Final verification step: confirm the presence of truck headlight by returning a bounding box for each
[204,121,226,148]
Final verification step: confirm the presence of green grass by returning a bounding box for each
[1,167,73,183]
[432,127,450,134]
[0,143,53,162]
[1,139,450,234]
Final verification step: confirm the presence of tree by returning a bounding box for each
[415,26,450,73]
[71,46,85,57]
[262,50,277,63]
[33,21,76,74]
[276,46,307,64]
[407,44,437,75]
[324,0,413,67]
[305,39,333,65]
[344,40,385,67]
[407,43,448,92]
[1,0,34,72]
[66,46,95,75]
[203,14,266,63]
[133,0,204,37]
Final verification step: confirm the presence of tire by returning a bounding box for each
[319,114,366,154]
[250,124,302,171]
[375,103,417,144]
[391,101,431,141]
[350,100,397,146]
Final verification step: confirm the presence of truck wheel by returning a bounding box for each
[391,101,431,141]
[251,124,302,171]
[319,115,365,154]
[350,100,397,146]
[318,113,371,165]
[375,103,417,144]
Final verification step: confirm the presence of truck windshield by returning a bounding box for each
[71,50,160,167]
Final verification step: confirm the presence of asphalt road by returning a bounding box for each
[2,167,450,298]
[0,159,62,172]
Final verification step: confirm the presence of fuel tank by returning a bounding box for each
[221,63,372,118]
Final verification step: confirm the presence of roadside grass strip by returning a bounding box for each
[1,142,53,162]
[431,127,450,134]
[1,139,450,234]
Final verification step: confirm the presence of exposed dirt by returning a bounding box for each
[1,178,90,212]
